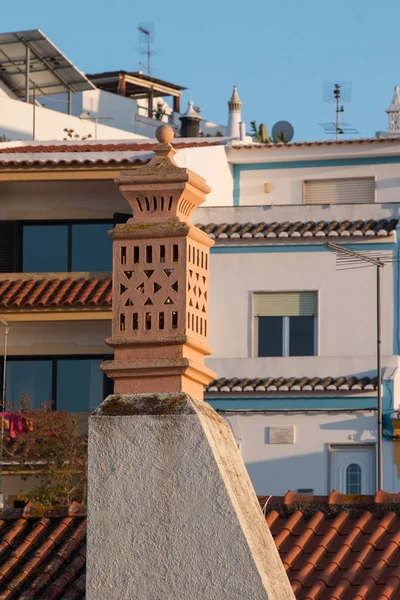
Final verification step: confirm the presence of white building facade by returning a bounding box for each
[2,133,400,502]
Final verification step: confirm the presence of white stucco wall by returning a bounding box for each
[207,245,395,360]
[226,141,400,207]
[222,411,388,495]
[238,163,400,206]
[0,96,144,142]
[175,145,233,207]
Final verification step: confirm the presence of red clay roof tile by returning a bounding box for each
[0,141,221,154]
[0,495,399,598]
[0,277,112,309]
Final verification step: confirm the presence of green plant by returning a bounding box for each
[4,395,88,506]
[250,121,291,144]
[63,128,92,141]
[250,121,271,143]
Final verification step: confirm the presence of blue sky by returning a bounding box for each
[2,0,398,141]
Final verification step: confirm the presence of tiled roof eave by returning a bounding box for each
[211,233,397,246]
[0,306,112,313]
[206,390,377,398]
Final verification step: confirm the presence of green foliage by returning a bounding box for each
[250,121,290,144]
[0,134,11,142]
[154,102,166,121]
[250,120,271,143]
[63,128,92,141]
[4,395,88,507]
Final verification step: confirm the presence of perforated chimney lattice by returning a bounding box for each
[113,239,185,338]
[186,240,209,339]
[112,237,210,342]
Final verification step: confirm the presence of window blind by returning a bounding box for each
[253,292,317,317]
[304,177,375,205]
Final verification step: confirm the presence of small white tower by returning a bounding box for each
[386,86,400,133]
[227,86,242,138]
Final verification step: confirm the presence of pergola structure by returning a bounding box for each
[87,70,185,116]
[0,29,95,113]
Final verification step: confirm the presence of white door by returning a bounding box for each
[330,445,375,494]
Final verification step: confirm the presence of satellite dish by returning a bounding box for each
[272,121,294,143]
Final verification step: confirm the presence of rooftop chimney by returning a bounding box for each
[179,100,201,137]
[227,85,242,138]
[87,125,295,600]
[101,124,214,399]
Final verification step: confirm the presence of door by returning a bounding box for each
[330,445,375,494]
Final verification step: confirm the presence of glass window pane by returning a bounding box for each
[289,316,315,356]
[258,316,283,357]
[23,225,68,272]
[57,359,104,412]
[71,223,112,271]
[6,360,53,409]
[346,463,361,494]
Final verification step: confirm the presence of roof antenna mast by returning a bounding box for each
[320,81,359,140]
[138,23,154,75]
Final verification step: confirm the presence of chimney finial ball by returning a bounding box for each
[156,125,174,144]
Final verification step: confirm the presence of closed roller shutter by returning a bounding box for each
[253,292,317,317]
[304,178,375,205]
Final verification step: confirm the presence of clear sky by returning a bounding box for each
[1,0,398,141]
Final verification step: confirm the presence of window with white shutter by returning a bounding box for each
[304,177,375,205]
[253,292,318,357]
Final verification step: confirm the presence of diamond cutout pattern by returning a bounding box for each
[186,241,209,339]
[115,241,182,336]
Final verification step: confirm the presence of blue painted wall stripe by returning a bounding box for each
[210,242,396,255]
[238,155,400,172]
[206,396,377,411]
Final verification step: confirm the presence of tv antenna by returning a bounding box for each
[320,81,358,141]
[138,23,155,75]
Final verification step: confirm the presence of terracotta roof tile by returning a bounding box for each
[0,277,112,309]
[0,141,221,154]
[0,140,223,167]
[197,219,398,240]
[0,495,399,599]
[206,376,377,394]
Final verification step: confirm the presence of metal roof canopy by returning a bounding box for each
[0,29,95,101]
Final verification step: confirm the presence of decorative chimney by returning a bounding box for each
[179,100,201,137]
[101,124,215,399]
[88,124,295,600]
[227,85,242,138]
[386,86,400,133]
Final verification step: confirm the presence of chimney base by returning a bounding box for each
[87,393,295,600]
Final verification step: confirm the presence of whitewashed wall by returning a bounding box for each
[238,163,400,206]
[207,246,395,360]
[0,96,142,142]
[221,411,387,495]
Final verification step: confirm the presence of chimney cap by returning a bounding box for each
[180,101,201,121]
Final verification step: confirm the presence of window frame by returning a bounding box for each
[252,290,319,358]
[0,354,113,410]
[10,219,113,274]
[345,462,362,495]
